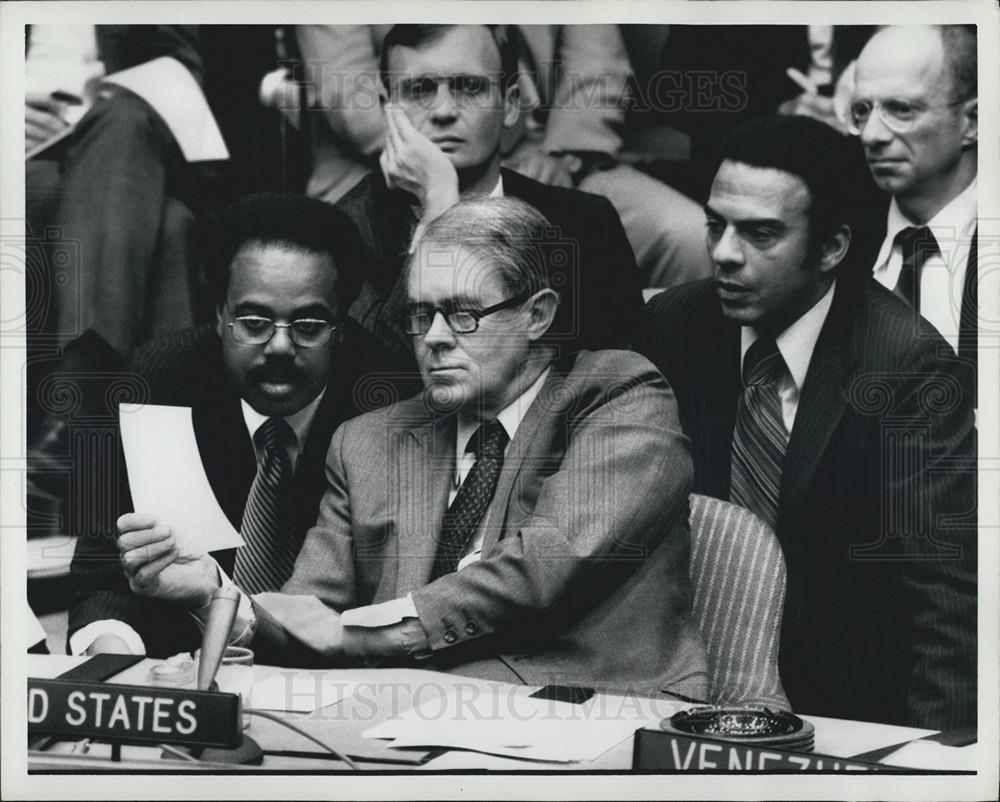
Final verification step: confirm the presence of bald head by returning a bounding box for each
[854,25,978,222]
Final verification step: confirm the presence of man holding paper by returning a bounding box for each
[118,196,709,698]
[69,193,414,658]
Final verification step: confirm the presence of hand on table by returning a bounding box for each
[25,92,69,153]
[117,512,220,609]
[379,103,460,228]
[253,592,345,658]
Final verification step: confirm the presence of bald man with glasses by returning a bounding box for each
[852,25,978,393]
[117,196,709,697]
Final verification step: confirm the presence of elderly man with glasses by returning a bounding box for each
[116,196,709,698]
[852,25,978,393]
[68,193,415,658]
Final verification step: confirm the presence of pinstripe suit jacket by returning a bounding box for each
[260,349,710,697]
[636,277,977,729]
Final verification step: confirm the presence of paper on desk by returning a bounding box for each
[119,403,244,555]
[882,740,980,772]
[103,57,228,162]
[364,687,660,763]
[253,674,358,713]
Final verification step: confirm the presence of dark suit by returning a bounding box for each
[636,277,977,729]
[335,169,643,362]
[69,323,419,657]
[253,349,709,697]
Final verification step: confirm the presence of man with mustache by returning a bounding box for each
[115,196,708,698]
[852,25,978,393]
[333,24,642,363]
[637,115,976,729]
[68,193,413,657]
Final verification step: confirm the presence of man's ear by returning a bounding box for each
[960,97,978,148]
[525,288,560,341]
[215,304,226,339]
[819,224,852,275]
[502,81,520,129]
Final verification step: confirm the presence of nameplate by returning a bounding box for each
[28,678,241,749]
[633,728,911,772]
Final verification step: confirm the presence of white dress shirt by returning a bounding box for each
[740,281,836,435]
[69,391,326,657]
[872,179,977,354]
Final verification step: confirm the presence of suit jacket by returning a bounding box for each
[866,201,978,391]
[636,277,977,729]
[69,323,419,657]
[336,169,643,363]
[254,349,709,697]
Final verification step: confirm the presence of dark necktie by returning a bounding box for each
[234,417,297,594]
[730,338,789,531]
[430,420,510,580]
[893,226,940,310]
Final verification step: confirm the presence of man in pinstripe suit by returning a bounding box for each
[637,116,976,730]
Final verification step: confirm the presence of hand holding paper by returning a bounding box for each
[117,513,220,609]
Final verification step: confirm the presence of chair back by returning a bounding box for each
[688,493,789,709]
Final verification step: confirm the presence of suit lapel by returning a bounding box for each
[779,281,859,536]
[958,229,977,368]
[478,363,567,555]
[395,414,455,595]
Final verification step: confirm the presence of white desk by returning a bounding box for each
[26,656,971,772]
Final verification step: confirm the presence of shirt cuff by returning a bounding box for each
[69,620,146,656]
[341,594,431,659]
[189,563,256,648]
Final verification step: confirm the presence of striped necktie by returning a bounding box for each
[430,420,510,580]
[893,226,939,311]
[233,417,297,594]
[730,338,789,531]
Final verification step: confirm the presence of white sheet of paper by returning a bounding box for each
[103,56,228,162]
[119,403,244,555]
[364,687,661,763]
[252,675,358,713]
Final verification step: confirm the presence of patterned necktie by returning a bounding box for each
[234,417,297,594]
[430,420,510,580]
[730,338,789,531]
[893,226,939,310]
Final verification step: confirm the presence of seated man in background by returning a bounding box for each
[327,24,642,363]
[297,23,710,288]
[26,25,211,471]
[117,196,708,698]
[69,193,416,657]
[637,116,976,730]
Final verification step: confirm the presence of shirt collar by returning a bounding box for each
[240,388,326,456]
[489,174,504,198]
[741,281,836,392]
[455,366,549,461]
[875,178,978,269]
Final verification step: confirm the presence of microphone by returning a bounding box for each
[197,586,240,691]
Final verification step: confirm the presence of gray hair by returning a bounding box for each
[411,196,555,297]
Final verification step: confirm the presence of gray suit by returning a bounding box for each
[257,349,709,697]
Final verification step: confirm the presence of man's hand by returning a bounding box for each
[506,148,581,188]
[379,104,460,224]
[85,634,133,656]
[25,92,69,153]
[778,91,847,134]
[117,513,220,609]
[254,592,345,658]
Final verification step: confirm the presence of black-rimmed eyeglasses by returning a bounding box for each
[227,315,340,347]
[397,291,530,336]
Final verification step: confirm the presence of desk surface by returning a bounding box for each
[27,655,960,772]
